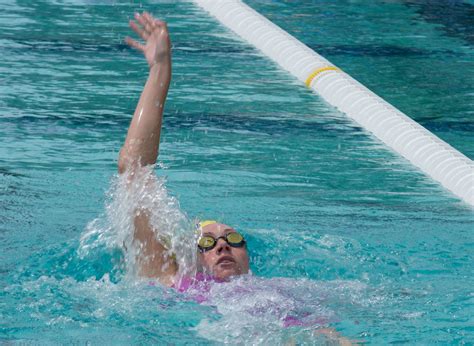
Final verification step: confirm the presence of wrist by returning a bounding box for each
[149,54,171,70]
[148,58,171,85]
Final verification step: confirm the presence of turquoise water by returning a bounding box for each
[1,0,473,344]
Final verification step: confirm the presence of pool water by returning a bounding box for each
[1,0,473,344]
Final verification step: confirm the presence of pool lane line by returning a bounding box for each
[193,0,474,206]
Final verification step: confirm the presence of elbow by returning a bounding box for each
[118,163,126,175]
[118,147,131,174]
[118,147,145,174]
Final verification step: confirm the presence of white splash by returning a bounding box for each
[78,166,197,280]
[193,275,337,343]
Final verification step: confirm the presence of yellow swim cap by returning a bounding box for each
[196,220,218,234]
[198,220,217,228]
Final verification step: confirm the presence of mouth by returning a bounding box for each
[216,256,236,266]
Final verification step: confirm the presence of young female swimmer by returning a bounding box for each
[119,12,250,287]
[121,12,357,345]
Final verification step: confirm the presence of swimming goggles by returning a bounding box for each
[198,232,246,253]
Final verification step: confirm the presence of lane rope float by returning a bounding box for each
[193,0,474,206]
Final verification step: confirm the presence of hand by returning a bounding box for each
[126,12,171,68]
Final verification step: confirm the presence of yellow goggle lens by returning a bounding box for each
[198,236,215,248]
[226,232,243,244]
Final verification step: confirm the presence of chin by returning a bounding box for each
[214,267,240,280]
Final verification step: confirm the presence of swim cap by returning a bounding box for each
[199,220,217,228]
[196,220,218,234]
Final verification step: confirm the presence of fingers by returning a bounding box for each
[125,37,145,52]
[129,19,149,40]
[127,12,167,43]
[149,14,167,30]
[143,12,155,30]
[135,12,153,34]
[154,18,166,28]
[142,12,163,26]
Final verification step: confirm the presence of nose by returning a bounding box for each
[215,237,231,254]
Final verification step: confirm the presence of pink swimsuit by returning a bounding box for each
[162,274,330,328]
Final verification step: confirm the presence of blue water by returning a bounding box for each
[1,0,473,344]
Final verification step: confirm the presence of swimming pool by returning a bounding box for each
[1,0,473,344]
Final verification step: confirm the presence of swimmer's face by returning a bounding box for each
[198,223,249,280]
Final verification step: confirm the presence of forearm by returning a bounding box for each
[119,57,171,173]
[133,211,177,285]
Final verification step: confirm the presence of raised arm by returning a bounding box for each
[119,12,171,173]
[119,12,177,285]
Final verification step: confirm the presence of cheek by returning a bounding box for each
[199,253,214,268]
[236,248,250,265]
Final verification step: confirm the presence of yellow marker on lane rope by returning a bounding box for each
[305,66,340,87]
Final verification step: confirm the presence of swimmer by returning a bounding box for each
[120,12,357,345]
[119,12,249,286]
